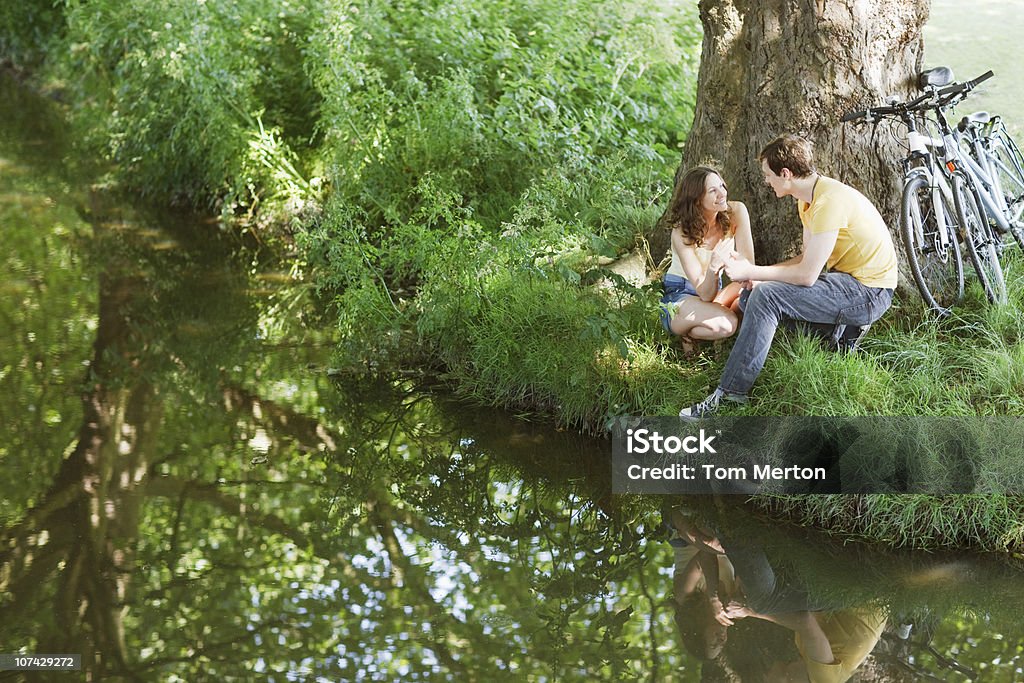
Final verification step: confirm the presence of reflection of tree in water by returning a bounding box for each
[1,193,258,678]
[0,183,681,679]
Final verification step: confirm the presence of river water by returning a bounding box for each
[2,71,1023,682]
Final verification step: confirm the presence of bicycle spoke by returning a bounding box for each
[954,173,1007,304]
[902,176,964,315]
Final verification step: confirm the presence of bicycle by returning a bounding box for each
[842,68,1006,312]
[933,93,1008,306]
[960,113,1024,254]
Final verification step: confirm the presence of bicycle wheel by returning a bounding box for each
[901,174,964,315]
[990,128,1024,251]
[953,172,1007,304]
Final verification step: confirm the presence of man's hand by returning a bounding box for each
[723,254,755,282]
[723,601,756,620]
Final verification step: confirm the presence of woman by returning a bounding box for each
[660,166,755,343]
[669,510,735,660]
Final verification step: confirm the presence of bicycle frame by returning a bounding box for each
[954,120,1017,232]
[982,118,1024,226]
[903,129,957,248]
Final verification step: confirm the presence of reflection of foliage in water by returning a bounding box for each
[294,379,685,680]
[0,92,691,677]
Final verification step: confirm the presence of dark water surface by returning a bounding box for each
[2,72,1024,682]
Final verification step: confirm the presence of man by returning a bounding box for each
[723,600,887,683]
[671,506,887,682]
[680,134,897,419]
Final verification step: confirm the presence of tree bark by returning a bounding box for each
[652,0,931,269]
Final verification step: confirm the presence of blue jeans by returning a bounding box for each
[660,273,721,333]
[659,274,698,332]
[719,272,893,395]
[720,541,819,614]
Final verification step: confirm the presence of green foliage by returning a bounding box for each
[306,0,697,229]
[0,1,65,68]
[3,0,699,221]
[45,0,321,208]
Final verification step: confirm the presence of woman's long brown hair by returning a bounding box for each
[664,166,733,246]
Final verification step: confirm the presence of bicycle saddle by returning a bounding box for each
[958,111,991,132]
[917,66,954,90]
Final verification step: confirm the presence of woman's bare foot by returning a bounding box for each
[681,336,700,357]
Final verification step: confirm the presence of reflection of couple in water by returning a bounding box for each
[670,508,886,682]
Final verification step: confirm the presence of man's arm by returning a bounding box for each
[725,229,838,287]
[724,603,834,664]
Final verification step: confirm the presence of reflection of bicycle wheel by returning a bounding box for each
[953,173,1006,304]
[901,174,964,315]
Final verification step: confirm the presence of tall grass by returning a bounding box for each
[761,494,1024,553]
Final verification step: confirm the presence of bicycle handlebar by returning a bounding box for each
[937,70,994,97]
[841,70,995,124]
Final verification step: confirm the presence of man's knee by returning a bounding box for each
[746,281,789,311]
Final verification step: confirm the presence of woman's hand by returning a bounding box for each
[709,595,735,626]
[708,239,734,273]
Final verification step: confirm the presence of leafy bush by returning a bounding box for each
[47,0,321,208]
[302,0,700,267]
[0,1,65,68]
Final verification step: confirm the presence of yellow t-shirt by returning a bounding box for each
[798,176,898,289]
[794,607,887,683]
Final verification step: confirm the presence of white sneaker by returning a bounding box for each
[679,388,748,421]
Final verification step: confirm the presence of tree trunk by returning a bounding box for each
[652,0,931,269]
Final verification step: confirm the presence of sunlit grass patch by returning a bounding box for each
[755,332,895,415]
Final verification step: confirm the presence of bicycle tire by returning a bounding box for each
[901,174,964,315]
[953,172,1007,304]
[991,130,1024,253]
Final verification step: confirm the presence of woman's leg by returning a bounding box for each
[670,297,738,340]
[713,281,744,310]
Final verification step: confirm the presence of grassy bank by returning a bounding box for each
[410,253,1024,428]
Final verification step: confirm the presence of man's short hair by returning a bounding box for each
[759,134,816,177]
